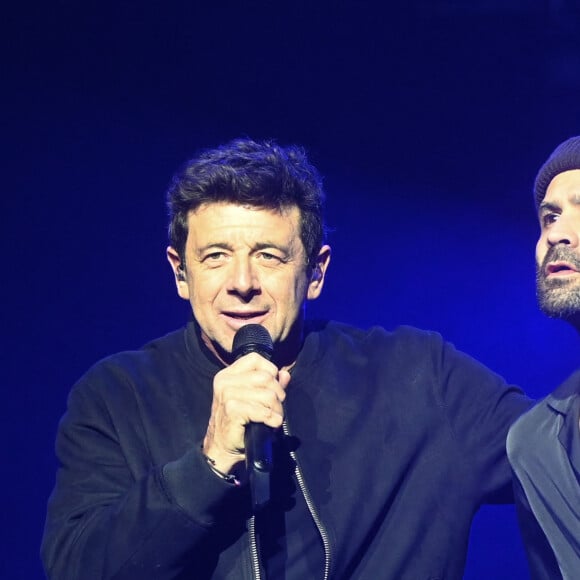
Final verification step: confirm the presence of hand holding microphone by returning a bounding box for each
[233,325,278,509]
[202,325,290,509]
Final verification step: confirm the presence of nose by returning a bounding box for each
[546,216,580,248]
[227,256,260,298]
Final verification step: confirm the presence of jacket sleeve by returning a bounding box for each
[433,335,534,504]
[41,372,246,579]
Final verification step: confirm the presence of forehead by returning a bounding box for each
[186,202,302,243]
[543,169,580,205]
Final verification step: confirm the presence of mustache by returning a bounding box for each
[539,245,580,275]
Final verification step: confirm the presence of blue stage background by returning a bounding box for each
[3,2,580,578]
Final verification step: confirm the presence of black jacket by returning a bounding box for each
[42,320,532,579]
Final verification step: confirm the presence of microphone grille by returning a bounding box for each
[232,324,273,361]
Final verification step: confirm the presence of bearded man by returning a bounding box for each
[508,136,580,580]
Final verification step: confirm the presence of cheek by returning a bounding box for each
[535,237,547,265]
[190,274,222,303]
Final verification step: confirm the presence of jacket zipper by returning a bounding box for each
[283,419,332,580]
[248,514,261,580]
[246,422,332,580]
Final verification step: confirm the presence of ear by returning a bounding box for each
[166,246,190,300]
[307,245,331,300]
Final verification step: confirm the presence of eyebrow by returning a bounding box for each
[253,241,291,254]
[198,242,232,252]
[194,242,233,257]
[196,241,292,255]
[538,201,561,214]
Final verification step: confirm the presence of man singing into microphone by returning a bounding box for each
[42,138,534,579]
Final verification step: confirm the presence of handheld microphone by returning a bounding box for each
[232,324,274,511]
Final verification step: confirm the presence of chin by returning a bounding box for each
[539,292,580,322]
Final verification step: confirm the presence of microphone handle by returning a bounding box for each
[245,422,273,511]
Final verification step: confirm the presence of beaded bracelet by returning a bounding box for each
[203,453,241,487]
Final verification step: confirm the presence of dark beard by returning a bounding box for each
[536,246,580,324]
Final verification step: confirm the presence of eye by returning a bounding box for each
[541,212,559,228]
[206,252,226,260]
[202,251,228,266]
[257,251,284,264]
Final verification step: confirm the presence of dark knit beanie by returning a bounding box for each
[534,136,580,208]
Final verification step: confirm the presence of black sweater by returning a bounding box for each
[41,320,532,579]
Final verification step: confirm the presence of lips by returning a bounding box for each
[223,310,267,319]
[545,261,579,277]
[221,310,268,329]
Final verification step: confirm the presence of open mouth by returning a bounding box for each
[546,262,579,276]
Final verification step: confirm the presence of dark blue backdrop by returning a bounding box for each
[4,2,580,578]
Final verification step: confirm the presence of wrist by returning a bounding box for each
[201,447,242,486]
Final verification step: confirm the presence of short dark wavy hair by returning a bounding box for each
[167,138,327,271]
